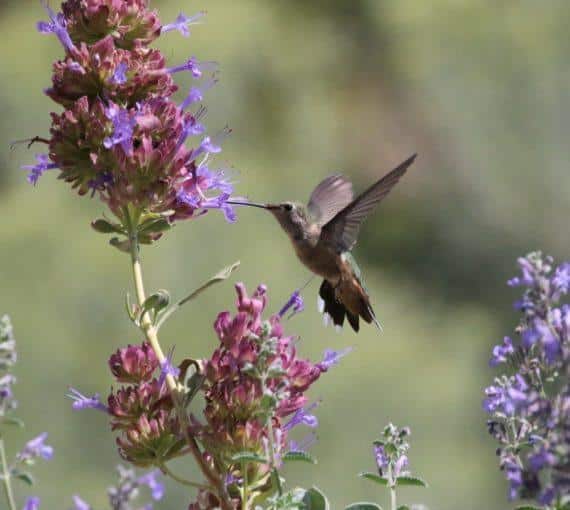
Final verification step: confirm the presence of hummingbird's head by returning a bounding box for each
[265,202,308,238]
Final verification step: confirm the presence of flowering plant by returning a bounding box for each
[484,253,569,510]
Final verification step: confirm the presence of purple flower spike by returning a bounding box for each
[318,347,353,370]
[103,104,136,155]
[279,290,305,319]
[22,154,58,186]
[17,432,54,462]
[23,496,40,510]
[71,496,91,510]
[67,387,108,413]
[37,1,75,52]
[138,470,165,500]
[161,12,206,37]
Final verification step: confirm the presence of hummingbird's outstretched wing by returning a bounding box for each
[307,174,354,227]
[320,154,417,252]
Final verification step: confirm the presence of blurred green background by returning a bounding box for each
[0,1,568,509]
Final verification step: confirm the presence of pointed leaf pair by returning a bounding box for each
[230,451,268,465]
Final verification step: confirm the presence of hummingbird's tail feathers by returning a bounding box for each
[357,291,383,332]
[346,311,360,332]
[318,280,346,329]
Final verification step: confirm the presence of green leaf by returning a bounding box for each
[514,506,544,510]
[141,290,170,316]
[156,261,241,329]
[138,218,171,235]
[109,237,131,253]
[0,416,24,427]
[345,503,383,510]
[396,476,428,488]
[282,451,317,464]
[12,471,34,486]
[91,219,125,234]
[302,487,330,510]
[397,506,410,510]
[230,451,268,464]
[358,472,389,486]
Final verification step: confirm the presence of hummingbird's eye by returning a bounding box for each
[283,203,293,212]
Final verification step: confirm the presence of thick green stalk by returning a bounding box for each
[0,436,17,510]
[125,214,232,510]
[388,463,397,510]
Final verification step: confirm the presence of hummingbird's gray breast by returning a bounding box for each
[293,237,341,283]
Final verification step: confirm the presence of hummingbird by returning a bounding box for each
[228,154,417,332]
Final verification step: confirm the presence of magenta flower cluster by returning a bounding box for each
[26,0,238,227]
[107,342,185,467]
[188,284,339,507]
[484,253,569,506]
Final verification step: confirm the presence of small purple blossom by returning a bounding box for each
[167,57,217,78]
[22,496,40,510]
[17,432,53,462]
[161,12,205,37]
[552,262,570,296]
[103,104,136,155]
[393,454,409,477]
[318,347,353,370]
[22,154,58,186]
[158,353,180,388]
[489,336,514,367]
[278,290,305,318]
[180,76,218,110]
[284,402,319,431]
[67,387,108,412]
[71,496,91,510]
[374,445,389,472]
[37,1,75,52]
[288,432,317,454]
[137,470,165,500]
[110,62,128,85]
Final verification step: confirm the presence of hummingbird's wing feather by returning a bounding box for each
[307,174,354,226]
[321,154,416,252]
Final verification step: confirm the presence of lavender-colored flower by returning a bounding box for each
[17,432,54,462]
[22,496,40,510]
[22,154,58,186]
[484,253,570,505]
[180,77,218,110]
[71,495,91,510]
[288,432,317,454]
[110,62,128,85]
[137,470,165,500]
[37,1,75,52]
[67,387,108,412]
[318,347,353,370]
[278,290,305,319]
[489,336,514,367]
[161,12,205,37]
[103,104,137,155]
[374,445,389,473]
[283,402,319,431]
[158,354,180,388]
[167,57,217,78]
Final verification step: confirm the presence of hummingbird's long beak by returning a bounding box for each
[226,200,276,210]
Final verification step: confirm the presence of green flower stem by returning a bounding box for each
[241,461,250,510]
[0,436,17,510]
[388,463,397,510]
[125,214,233,510]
